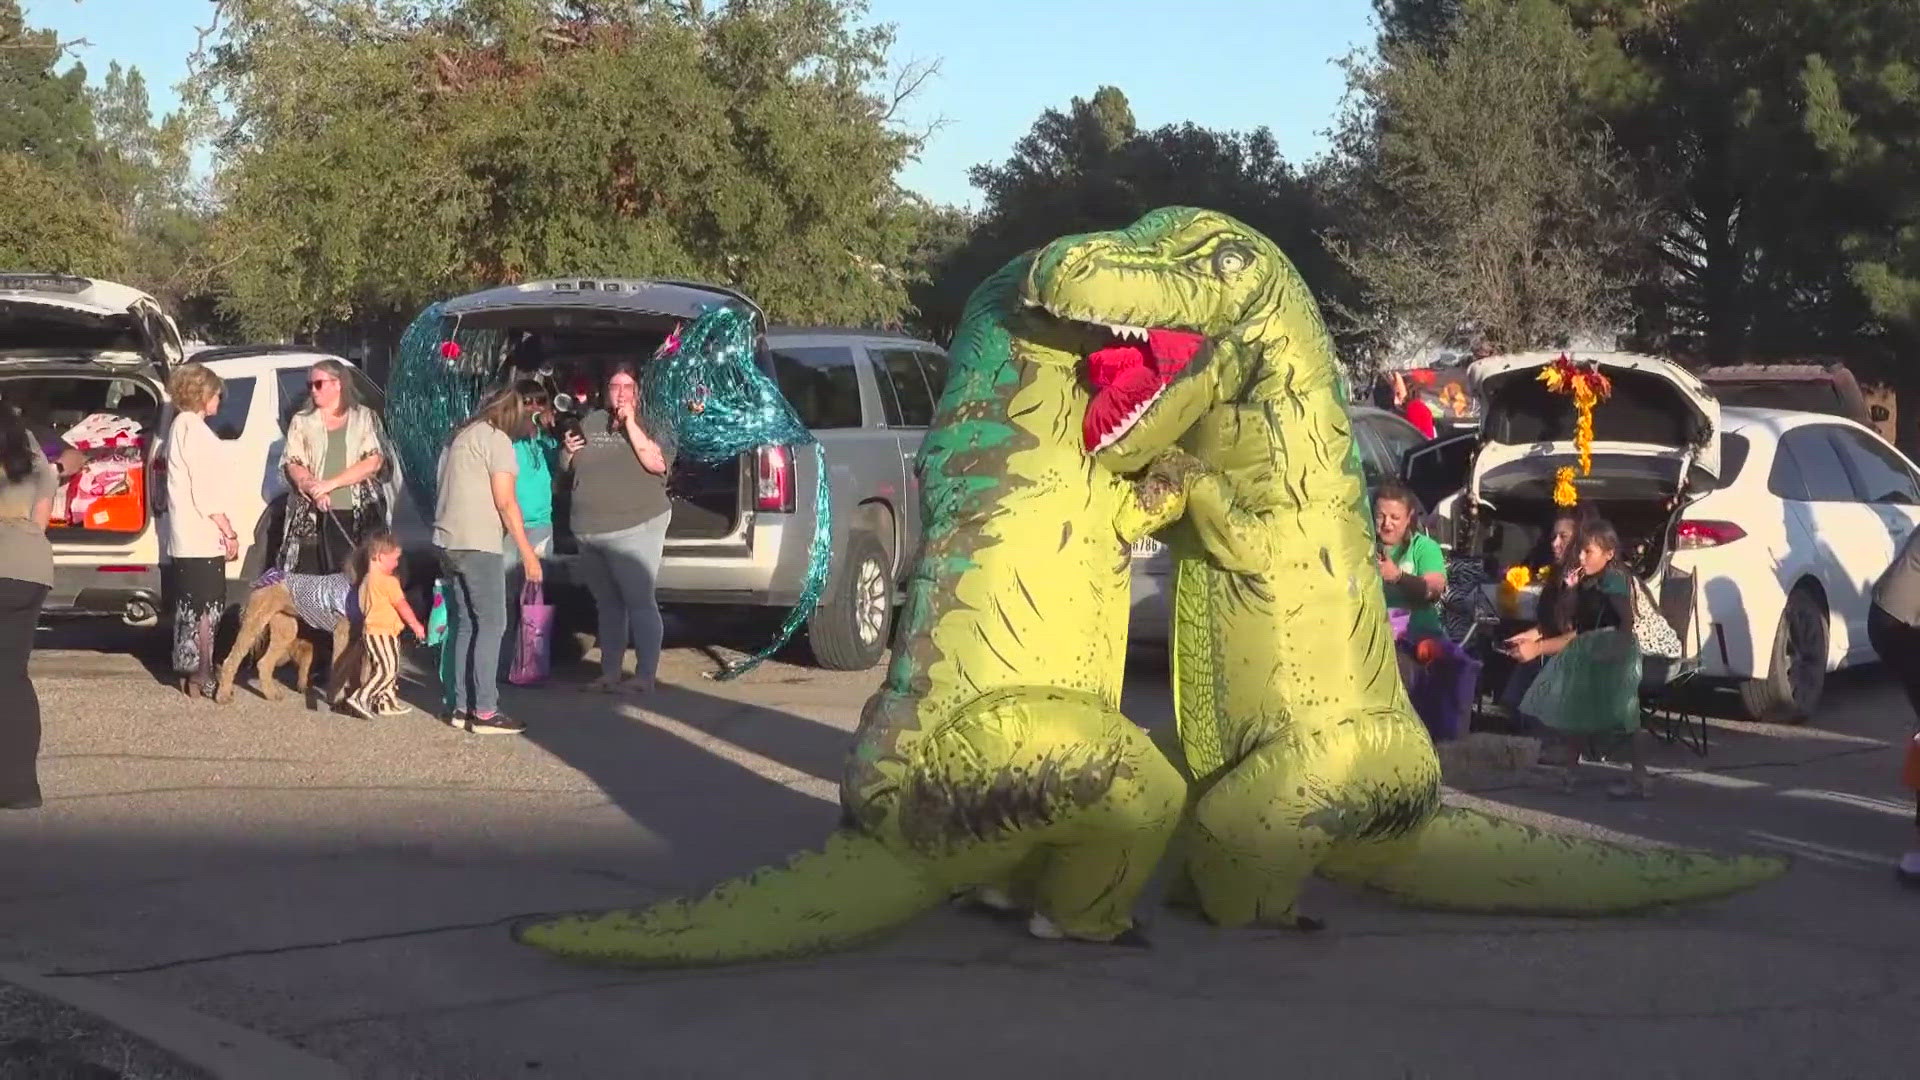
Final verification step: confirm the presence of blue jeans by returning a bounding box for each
[501,524,554,676]
[438,547,506,716]
[575,514,670,682]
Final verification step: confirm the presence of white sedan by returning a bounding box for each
[1672,406,1920,721]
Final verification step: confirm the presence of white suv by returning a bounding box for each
[0,274,182,625]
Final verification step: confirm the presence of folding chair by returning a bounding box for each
[1640,567,1710,756]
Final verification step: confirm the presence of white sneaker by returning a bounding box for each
[376,702,416,717]
[1026,913,1064,940]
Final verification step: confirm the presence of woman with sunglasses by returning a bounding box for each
[280,359,393,575]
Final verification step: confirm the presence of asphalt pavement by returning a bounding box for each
[4,621,1919,1079]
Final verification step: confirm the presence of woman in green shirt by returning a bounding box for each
[1374,479,1448,691]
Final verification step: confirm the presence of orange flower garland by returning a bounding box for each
[1536,355,1612,508]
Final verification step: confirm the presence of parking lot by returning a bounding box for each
[6,622,1920,1079]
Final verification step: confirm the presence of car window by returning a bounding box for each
[276,367,311,431]
[1776,427,1857,502]
[1710,432,1751,490]
[1829,427,1920,505]
[1350,416,1389,489]
[875,348,935,427]
[914,350,949,408]
[1369,415,1425,474]
[768,345,864,429]
[207,376,255,441]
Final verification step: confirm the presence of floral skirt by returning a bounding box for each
[1521,628,1643,735]
[171,556,227,683]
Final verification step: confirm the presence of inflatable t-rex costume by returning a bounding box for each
[1032,206,1787,926]
[514,251,1218,965]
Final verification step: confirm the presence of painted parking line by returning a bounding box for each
[1745,829,1892,872]
[1776,788,1915,817]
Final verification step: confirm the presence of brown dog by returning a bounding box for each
[214,579,362,706]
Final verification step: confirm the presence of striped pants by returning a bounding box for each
[352,633,402,712]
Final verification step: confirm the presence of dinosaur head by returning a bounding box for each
[1021,207,1283,471]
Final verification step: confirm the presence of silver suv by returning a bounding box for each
[413,279,944,670]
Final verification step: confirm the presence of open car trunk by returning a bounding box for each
[0,368,164,541]
[1457,351,1721,584]
[436,287,761,550]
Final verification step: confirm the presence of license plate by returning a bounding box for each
[1131,537,1166,558]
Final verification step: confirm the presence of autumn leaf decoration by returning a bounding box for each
[1536,354,1612,507]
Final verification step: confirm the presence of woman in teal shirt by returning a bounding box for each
[500,380,558,676]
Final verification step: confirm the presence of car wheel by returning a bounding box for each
[1739,587,1828,723]
[806,531,893,671]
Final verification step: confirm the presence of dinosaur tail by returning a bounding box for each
[513,829,946,967]
[1322,806,1789,915]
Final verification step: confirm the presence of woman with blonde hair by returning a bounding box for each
[281,358,392,575]
[163,362,242,698]
[432,382,544,735]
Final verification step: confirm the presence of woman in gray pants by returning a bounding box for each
[562,362,673,693]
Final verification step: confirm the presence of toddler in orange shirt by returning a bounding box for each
[346,532,425,720]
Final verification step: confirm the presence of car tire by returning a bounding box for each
[807,531,893,671]
[1739,587,1828,723]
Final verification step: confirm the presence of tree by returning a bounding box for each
[0,153,125,274]
[194,0,931,337]
[917,86,1356,350]
[1327,0,1647,357]
[0,0,95,170]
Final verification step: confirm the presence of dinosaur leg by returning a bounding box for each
[1184,744,1340,930]
[904,687,1186,942]
[844,686,1186,942]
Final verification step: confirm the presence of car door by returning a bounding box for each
[870,345,938,562]
[1775,425,1891,663]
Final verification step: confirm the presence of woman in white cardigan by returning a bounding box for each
[164,363,240,698]
[279,358,392,575]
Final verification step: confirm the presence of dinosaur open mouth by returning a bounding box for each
[1081,325,1206,452]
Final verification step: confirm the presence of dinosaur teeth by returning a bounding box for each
[1092,383,1167,452]
[1102,324,1150,342]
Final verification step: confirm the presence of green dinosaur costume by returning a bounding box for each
[1027,206,1788,927]
[514,252,1213,966]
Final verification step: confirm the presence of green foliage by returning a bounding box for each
[1329,0,1646,356]
[0,152,125,274]
[1800,2,1920,341]
[0,0,95,170]
[913,86,1355,352]
[197,0,928,338]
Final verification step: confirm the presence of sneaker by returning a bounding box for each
[462,712,527,736]
[343,697,377,721]
[440,709,470,728]
[376,702,416,718]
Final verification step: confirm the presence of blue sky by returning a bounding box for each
[24,0,1379,208]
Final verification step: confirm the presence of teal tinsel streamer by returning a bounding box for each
[388,302,506,515]
[641,304,831,681]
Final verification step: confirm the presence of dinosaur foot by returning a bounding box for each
[1292,914,1327,932]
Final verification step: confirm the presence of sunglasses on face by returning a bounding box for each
[309,379,336,390]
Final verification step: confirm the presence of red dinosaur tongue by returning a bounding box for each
[1082,329,1206,452]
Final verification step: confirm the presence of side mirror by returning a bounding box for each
[1872,404,1892,423]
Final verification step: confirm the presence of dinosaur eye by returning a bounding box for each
[1211,246,1251,277]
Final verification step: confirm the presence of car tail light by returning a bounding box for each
[1676,520,1747,549]
[755,444,795,513]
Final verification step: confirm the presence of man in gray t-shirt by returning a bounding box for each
[433,421,519,553]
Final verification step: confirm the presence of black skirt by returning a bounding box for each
[171,556,227,679]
